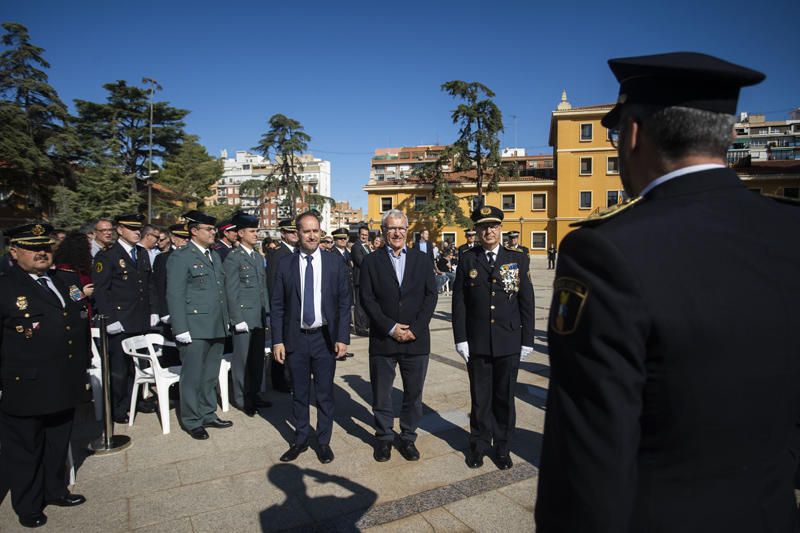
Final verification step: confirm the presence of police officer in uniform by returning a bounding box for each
[452,206,534,470]
[0,224,88,528]
[92,213,158,423]
[457,229,476,257]
[506,231,528,256]
[211,219,237,262]
[224,211,272,416]
[166,210,233,440]
[535,53,800,533]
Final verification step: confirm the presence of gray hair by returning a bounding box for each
[381,209,407,229]
[624,105,735,163]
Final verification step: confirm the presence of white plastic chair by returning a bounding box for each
[218,353,232,413]
[88,328,103,421]
[121,334,182,434]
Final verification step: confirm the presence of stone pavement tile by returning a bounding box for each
[497,476,537,512]
[451,462,536,498]
[363,513,434,532]
[355,485,463,529]
[128,476,241,529]
[229,467,303,506]
[445,490,534,533]
[133,517,194,533]
[72,447,128,481]
[421,507,474,532]
[191,498,310,533]
[75,462,180,505]
[124,430,214,472]
[14,495,130,533]
[176,443,273,485]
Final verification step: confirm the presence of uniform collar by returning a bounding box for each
[640,164,726,197]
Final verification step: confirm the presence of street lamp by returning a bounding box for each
[142,77,162,223]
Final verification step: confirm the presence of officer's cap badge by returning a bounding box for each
[95,261,103,273]
[468,269,478,279]
[16,296,28,310]
[31,224,45,236]
[480,207,491,216]
[551,277,589,335]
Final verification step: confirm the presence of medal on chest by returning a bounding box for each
[499,263,520,295]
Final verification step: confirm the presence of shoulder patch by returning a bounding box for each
[570,196,642,228]
[503,246,522,253]
[95,261,103,273]
[550,277,589,335]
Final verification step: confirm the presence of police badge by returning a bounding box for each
[469,269,478,279]
[16,296,28,310]
[119,258,126,268]
[69,285,83,302]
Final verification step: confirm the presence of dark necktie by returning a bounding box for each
[37,277,62,307]
[303,254,315,327]
[487,251,495,268]
[130,246,137,265]
[204,249,212,264]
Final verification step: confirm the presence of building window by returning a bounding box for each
[471,195,485,212]
[580,123,593,142]
[381,197,393,212]
[414,195,427,210]
[579,191,592,209]
[607,190,621,207]
[531,192,547,211]
[502,194,516,211]
[784,187,799,199]
[607,156,620,174]
[580,157,592,175]
[442,232,456,246]
[530,231,547,250]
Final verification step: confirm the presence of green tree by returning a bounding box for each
[0,22,79,214]
[414,148,471,229]
[154,134,223,220]
[441,80,505,207]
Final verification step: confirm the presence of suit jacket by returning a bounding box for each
[266,242,294,296]
[270,249,351,354]
[350,241,371,288]
[92,241,155,332]
[360,247,437,355]
[452,245,534,356]
[414,240,435,264]
[0,266,89,416]
[212,241,234,262]
[536,168,800,533]
[224,246,269,328]
[152,250,171,318]
[166,243,230,339]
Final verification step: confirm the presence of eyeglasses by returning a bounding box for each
[96,228,113,233]
[384,226,407,233]
[198,225,215,233]
[478,223,501,231]
[609,128,620,149]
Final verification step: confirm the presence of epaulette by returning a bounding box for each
[570,196,642,227]
[503,246,523,253]
[762,193,800,206]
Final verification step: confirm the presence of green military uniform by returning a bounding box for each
[224,215,269,412]
[166,238,230,431]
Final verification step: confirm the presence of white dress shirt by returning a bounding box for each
[117,238,137,262]
[29,273,65,307]
[639,163,726,197]
[299,247,324,329]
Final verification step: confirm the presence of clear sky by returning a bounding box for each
[3,0,799,212]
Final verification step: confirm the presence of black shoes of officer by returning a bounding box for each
[280,442,308,462]
[374,440,392,462]
[46,493,86,507]
[203,418,233,429]
[494,452,513,470]
[19,512,47,528]
[316,444,334,464]
[188,427,209,440]
[398,441,420,461]
[466,448,484,469]
[113,414,129,424]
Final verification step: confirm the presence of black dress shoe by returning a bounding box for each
[113,414,129,424]
[397,441,420,461]
[280,443,308,462]
[316,444,334,464]
[253,398,273,408]
[46,493,86,507]
[19,512,47,528]
[495,452,513,470]
[188,427,209,440]
[242,407,256,417]
[373,441,392,462]
[137,402,156,414]
[466,449,484,469]
[203,418,233,429]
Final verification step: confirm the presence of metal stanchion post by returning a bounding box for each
[89,314,132,455]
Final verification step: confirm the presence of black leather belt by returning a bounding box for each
[300,327,323,334]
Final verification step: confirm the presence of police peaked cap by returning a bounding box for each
[508,231,520,238]
[7,222,55,249]
[182,210,217,226]
[231,211,259,230]
[167,224,190,238]
[470,205,504,225]
[602,51,765,128]
[277,219,296,231]
[114,213,144,229]
[216,219,237,232]
[331,228,349,238]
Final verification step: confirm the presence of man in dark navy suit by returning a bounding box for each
[270,211,351,464]
[536,52,800,533]
[359,209,438,462]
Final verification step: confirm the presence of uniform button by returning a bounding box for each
[68,340,73,345]
[68,354,73,359]
[491,278,496,283]
[193,310,198,313]
[138,280,142,284]
[490,305,495,310]
[117,306,121,310]
[491,319,495,324]
[219,300,223,304]
[15,376,20,381]
[491,291,496,296]
[62,312,67,317]
[66,326,71,331]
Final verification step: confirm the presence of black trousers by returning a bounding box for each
[231,327,266,410]
[286,330,336,445]
[353,286,369,334]
[107,332,135,419]
[467,353,520,454]
[0,408,74,517]
[369,353,429,443]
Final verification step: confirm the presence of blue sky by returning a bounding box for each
[3,0,798,211]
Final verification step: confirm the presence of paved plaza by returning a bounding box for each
[1,259,546,531]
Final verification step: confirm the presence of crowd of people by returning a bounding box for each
[0,50,798,532]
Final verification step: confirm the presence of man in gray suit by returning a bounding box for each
[224,211,271,417]
[166,210,233,440]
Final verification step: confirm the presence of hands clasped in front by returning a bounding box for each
[392,323,416,343]
[272,341,349,364]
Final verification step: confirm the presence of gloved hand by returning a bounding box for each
[150,314,160,328]
[160,315,171,324]
[107,321,124,335]
[175,331,192,344]
[520,345,534,361]
[455,341,470,363]
[234,321,249,333]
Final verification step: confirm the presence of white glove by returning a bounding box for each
[455,341,470,363]
[234,321,249,333]
[175,331,192,344]
[520,345,534,361]
[150,314,160,328]
[107,321,124,335]
[160,315,171,324]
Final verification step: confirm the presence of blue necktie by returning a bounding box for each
[303,255,315,327]
[130,246,137,265]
